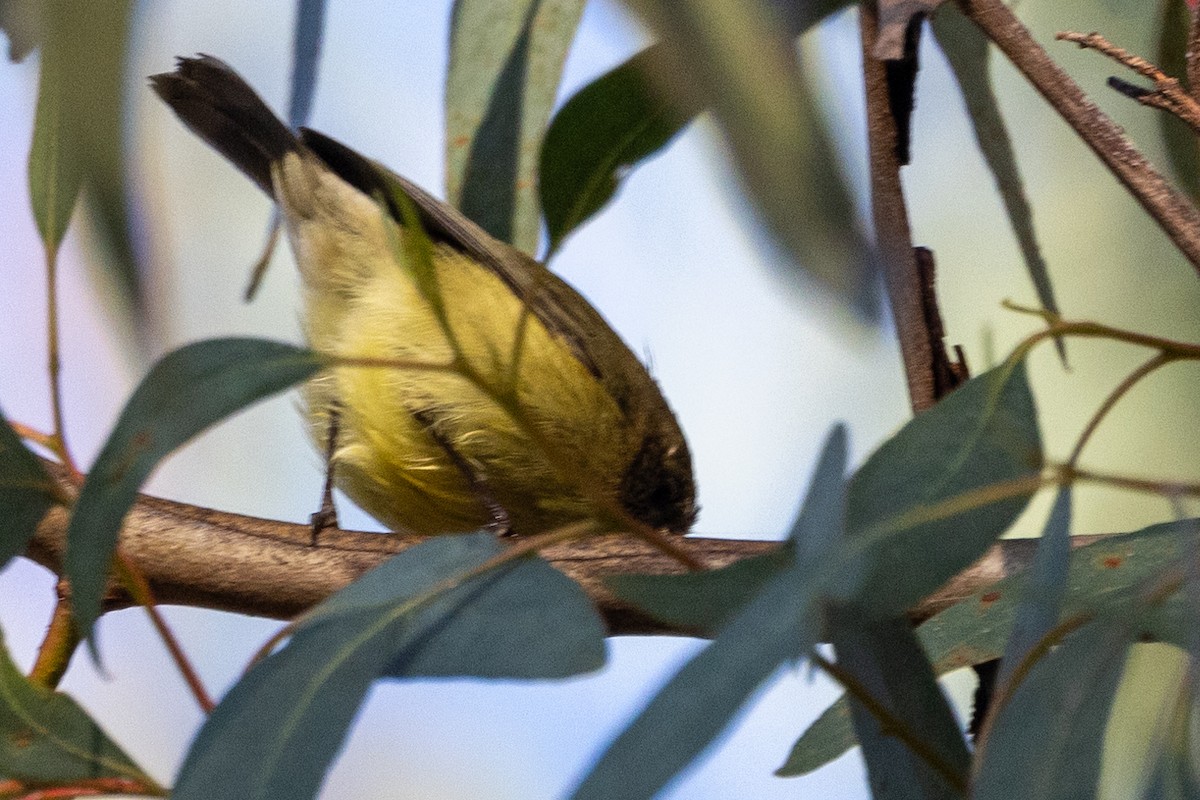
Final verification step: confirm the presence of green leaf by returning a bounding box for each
[174,533,605,800]
[932,6,1064,360]
[40,0,140,316]
[0,409,59,569]
[28,30,82,250]
[974,617,1135,800]
[445,0,585,253]
[604,424,847,634]
[1144,684,1200,800]
[571,560,824,800]
[571,426,847,800]
[996,487,1072,687]
[837,360,1042,614]
[0,626,153,786]
[287,0,326,128]
[297,534,605,680]
[784,518,1200,776]
[1158,0,1200,203]
[827,607,969,799]
[0,0,39,61]
[920,518,1200,667]
[605,547,790,635]
[66,339,323,645]
[623,0,875,310]
[775,695,854,777]
[539,48,695,255]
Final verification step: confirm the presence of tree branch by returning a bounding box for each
[24,483,1112,637]
[861,1,939,413]
[955,0,1200,276]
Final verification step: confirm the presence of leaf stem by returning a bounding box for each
[113,550,214,713]
[809,649,967,794]
[44,242,80,482]
[1067,352,1177,467]
[27,591,80,689]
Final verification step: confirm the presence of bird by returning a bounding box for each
[150,55,697,539]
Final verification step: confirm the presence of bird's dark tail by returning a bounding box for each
[150,55,297,197]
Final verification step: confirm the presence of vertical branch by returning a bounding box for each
[956,0,1200,275]
[860,2,938,412]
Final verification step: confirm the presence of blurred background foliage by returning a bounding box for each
[1,0,1199,797]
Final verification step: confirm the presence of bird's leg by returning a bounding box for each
[309,403,342,543]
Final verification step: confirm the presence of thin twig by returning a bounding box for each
[955,0,1200,275]
[43,243,79,481]
[1067,352,1177,466]
[1187,6,1200,96]
[27,591,79,689]
[1056,31,1200,134]
[113,551,214,713]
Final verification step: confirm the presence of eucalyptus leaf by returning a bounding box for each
[996,487,1072,687]
[0,627,153,787]
[571,426,847,800]
[624,0,875,310]
[837,360,1042,614]
[66,339,323,645]
[827,607,969,799]
[541,0,858,262]
[287,0,326,128]
[933,6,1063,360]
[974,617,1134,800]
[603,424,847,634]
[571,560,824,800]
[28,30,82,250]
[775,695,854,777]
[1158,0,1200,202]
[780,518,1200,776]
[446,0,585,253]
[0,408,59,569]
[540,48,696,255]
[40,0,140,316]
[174,533,605,800]
[0,0,39,61]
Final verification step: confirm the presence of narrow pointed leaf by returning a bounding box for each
[571,563,823,800]
[996,486,1072,687]
[1158,0,1200,202]
[40,0,140,315]
[0,0,39,61]
[541,0,854,255]
[784,518,1200,775]
[0,627,153,786]
[446,0,585,253]
[974,617,1134,800]
[775,696,854,776]
[606,548,790,636]
[606,424,847,634]
[933,6,1063,360]
[0,410,59,569]
[1144,684,1200,800]
[838,360,1042,614]
[828,607,969,799]
[539,48,695,255]
[28,31,82,249]
[625,0,876,310]
[67,339,323,644]
[174,533,605,800]
[572,426,846,800]
[287,0,326,128]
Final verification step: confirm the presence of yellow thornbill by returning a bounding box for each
[151,56,696,537]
